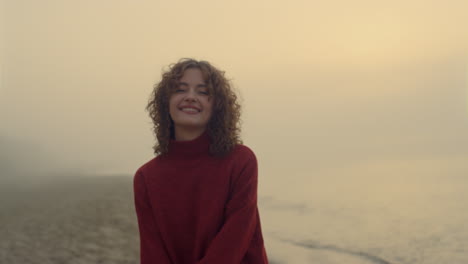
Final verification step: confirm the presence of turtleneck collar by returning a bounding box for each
[167,130,211,158]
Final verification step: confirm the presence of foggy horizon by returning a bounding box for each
[2,0,468,185]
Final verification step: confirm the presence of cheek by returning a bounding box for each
[205,101,214,117]
[168,97,178,115]
[169,94,181,106]
[206,108,213,119]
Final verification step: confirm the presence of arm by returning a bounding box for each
[133,170,172,264]
[196,149,259,264]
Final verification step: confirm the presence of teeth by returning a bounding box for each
[181,108,199,112]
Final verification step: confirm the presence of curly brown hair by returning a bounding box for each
[146,58,242,157]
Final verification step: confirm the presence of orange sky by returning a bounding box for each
[1,1,467,190]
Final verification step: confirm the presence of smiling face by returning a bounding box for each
[169,68,214,139]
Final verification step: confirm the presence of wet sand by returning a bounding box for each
[0,175,139,264]
[4,171,465,264]
[0,175,288,264]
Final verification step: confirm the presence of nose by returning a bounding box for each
[184,88,197,102]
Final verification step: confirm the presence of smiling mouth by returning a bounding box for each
[180,107,200,113]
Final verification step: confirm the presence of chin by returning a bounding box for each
[176,121,207,129]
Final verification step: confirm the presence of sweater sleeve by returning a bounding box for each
[196,149,259,264]
[133,170,172,264]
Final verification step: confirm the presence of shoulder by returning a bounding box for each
[133,156,163,180]
[231,143,256,157]
[228,143,258,167]
[228,144,259,185]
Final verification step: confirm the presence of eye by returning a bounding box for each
[175,88,186,93]
[198,91,209,95]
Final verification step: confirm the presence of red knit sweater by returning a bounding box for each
[133,131,268,264]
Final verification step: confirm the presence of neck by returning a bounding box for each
[174,126,207,141]
[167,129,211,158]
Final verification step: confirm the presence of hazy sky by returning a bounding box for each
[1,0,468,191]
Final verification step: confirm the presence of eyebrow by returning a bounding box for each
[178,81,207,88]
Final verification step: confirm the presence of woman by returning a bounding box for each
[133,58,269,264]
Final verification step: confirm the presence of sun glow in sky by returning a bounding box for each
[1,0,467,181]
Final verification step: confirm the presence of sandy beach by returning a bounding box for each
[0,174,374,264]
[0,175,139,264]
[1,171,467,264]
